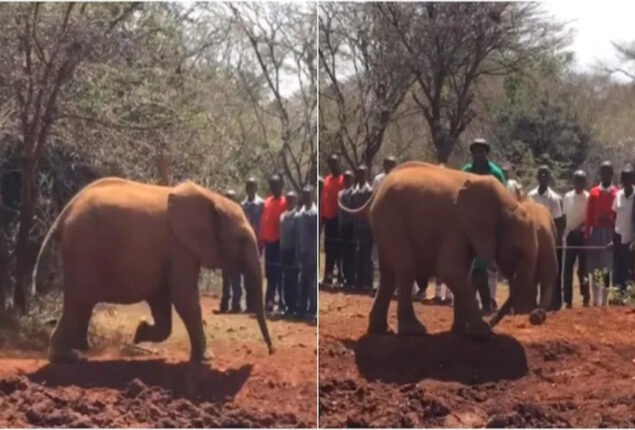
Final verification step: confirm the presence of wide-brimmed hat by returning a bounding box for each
[469,138,490,153]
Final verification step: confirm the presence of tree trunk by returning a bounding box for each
[431,127,457,165]
[14,157,37,314]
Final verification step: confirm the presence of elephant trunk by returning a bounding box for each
[244,252,274,354]
[489,260,536,327]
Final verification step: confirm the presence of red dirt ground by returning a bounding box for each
[319,290,635,428]
[0,296,317,428]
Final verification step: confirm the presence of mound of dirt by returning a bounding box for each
[319,291,635,428]
[0,375,305,428]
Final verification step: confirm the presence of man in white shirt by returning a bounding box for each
[372,155,397,190]
[528,165,565,310]
[612,164,634,292]
[562,170,590,307]
[501,164,523,200]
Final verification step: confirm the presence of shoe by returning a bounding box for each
[565,303,572,309]
[432,296,443,305]
[439,298,452,306]
[229,308,241,314]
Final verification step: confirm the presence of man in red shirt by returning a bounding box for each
[585,161,617,306]
[260,174,287,312]
[321,154,345,286]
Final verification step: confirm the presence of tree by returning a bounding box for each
[319,3,414,168]
[376,2,568,163]
[0,3,141,312]
[229,3,317,191]
[608,41,635,81]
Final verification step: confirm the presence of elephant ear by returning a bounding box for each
[167,182,221,269]
[456,177,507,266]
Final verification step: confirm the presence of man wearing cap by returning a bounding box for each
[321,155,345,286]
[528,166,565,310]
[462,138,506,315]
[219,189,243,313]
[562,170,590,307]
[612,164,634,293]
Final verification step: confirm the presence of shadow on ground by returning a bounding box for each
[28,359,252,402]
[342,331,528,385]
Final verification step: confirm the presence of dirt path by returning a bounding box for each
[319,290,635,428]
[0,297,317,428]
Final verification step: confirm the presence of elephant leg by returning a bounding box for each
[368,262,396,334]
[439,243,491,339]
[49,299,90,363]
[173,287,208,362]
[71,304,94,351]
[396,271,427,336]
[134,294,172,344]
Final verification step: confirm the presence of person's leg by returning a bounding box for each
[287,253,298,314]
[230,272,242,312]
[220,270,230,312]
[281,249,291,313]
[472,268,491,315]
[271,241,283,310]
[563,232,576,308]
[342,224,355,287]
[323,218,336,283]
[363,233,374,290]
[571,231,590,306]
[551,248,563,311]
[264,243,275,311]
[298,258,309,316]
[614,233,626,291]
[308,262,317,317]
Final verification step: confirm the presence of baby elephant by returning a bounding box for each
[33,177,273,363]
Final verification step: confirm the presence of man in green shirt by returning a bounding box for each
[462,138,507,315]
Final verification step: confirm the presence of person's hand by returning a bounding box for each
[598,215,612,224]
[606,241,614,249]
[629,242,635,252]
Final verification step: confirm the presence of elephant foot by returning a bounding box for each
[397,317,427,336]
[48,347,82,364]
[451,320,467,334]
[463,319,492,340]
[367,317,390,334]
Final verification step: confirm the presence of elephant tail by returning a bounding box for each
[338,188,375,221]
[31,196,74,296]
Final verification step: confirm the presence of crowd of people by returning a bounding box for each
[219,175,317,321]
[319,154,397,292]
[319,138,635,311]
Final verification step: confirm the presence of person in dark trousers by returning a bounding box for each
[320,155,344,286]
[280,191,299,316]
[562,170,590,307]
[220,189,242,313]
[612,164,634,293]
[462,138,506,315]
[298,186,318,319]
[241,177,265,312]
[528,166,565,310]
[260,175,287,313]
[352,165,374,291]
[338,171,355,288]
[585,161,617,306]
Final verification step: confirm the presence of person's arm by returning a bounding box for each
[584,193,595,239]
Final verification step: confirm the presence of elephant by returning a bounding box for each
[339,161,549,338]
[32,177,273,363]
[490,195,558,326]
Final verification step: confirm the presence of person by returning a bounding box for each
[298,186,318,319]
[320,155,345,286]
[612,164,634,293]
[260,174,287,313]
[352,165,374,291]
[338,171,356,288]
[372,155,397,190]
[501,164,523,200]
[220,189,242,313]
[279,191,299,316]
[242,177,265,244]
[462,138,506,315]
[528,166,565,310]
[585,161,617,306]
[562,170,590,307]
